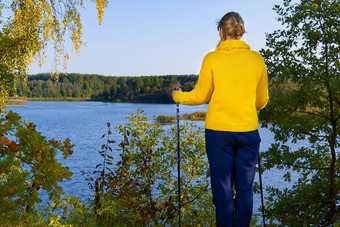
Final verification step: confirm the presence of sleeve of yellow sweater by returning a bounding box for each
[256,62,269,110]
[173,54,213,105]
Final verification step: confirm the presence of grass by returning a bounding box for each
[0,203,152,227]
[4,97,28,105]
[28,97,91,101]
[0,208,48,227]
[155,115,177,123]
[156,111,207,123]
[181,111,206,121]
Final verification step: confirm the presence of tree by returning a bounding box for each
[0,0,109,111]
[260,0,339,225]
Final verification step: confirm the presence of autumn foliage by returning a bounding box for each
[0,111,74,220]
[0,0,109,111]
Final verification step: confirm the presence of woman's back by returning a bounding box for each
[205,39,268,132]
[174,39,268,132]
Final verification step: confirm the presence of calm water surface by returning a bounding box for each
[5,101,298,215]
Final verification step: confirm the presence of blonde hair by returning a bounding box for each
[217,12,245,40]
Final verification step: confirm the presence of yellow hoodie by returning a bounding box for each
[174,40,269,132]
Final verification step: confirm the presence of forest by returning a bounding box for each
[16,73,290,104]
[15,73,198,103]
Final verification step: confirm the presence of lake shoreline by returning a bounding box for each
[4,97,181,105]
[27,97,91,102]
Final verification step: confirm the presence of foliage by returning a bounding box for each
[260,0,339,225]
[50,195,98,226]
[87,109,215,226]
[16,73,198,103]
[0,111,74,221]
[0,0,109,111]
[0,205,49,226]
[0,109,266,226]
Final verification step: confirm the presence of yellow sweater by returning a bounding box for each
[174,40,269,132]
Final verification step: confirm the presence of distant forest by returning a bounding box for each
[16,73,199,103]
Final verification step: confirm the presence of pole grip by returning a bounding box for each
[176,82,180,91]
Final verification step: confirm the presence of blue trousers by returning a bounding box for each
[205,129,260,227]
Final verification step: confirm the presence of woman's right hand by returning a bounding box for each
[172,88,182,101]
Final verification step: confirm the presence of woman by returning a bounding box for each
[172,12,269,227]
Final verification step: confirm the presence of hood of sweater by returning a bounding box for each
[215,39,250,52]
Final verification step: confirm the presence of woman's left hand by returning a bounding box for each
[172,88,182,100]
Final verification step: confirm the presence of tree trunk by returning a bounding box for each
[324,123,337,226]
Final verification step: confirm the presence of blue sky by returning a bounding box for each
[29,0,281,76]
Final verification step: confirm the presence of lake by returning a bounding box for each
[4,101,296,216]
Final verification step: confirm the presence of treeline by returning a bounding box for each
[16,73,293,103]
[16,73,198,103]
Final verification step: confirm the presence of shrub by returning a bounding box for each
[89,109,215,226]
[0,111,74,222]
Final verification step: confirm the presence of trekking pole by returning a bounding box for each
[258,153,266,227]
[175,82,181,227]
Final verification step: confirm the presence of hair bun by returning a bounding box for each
[217,12,245,39]
[236,24,245,36]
